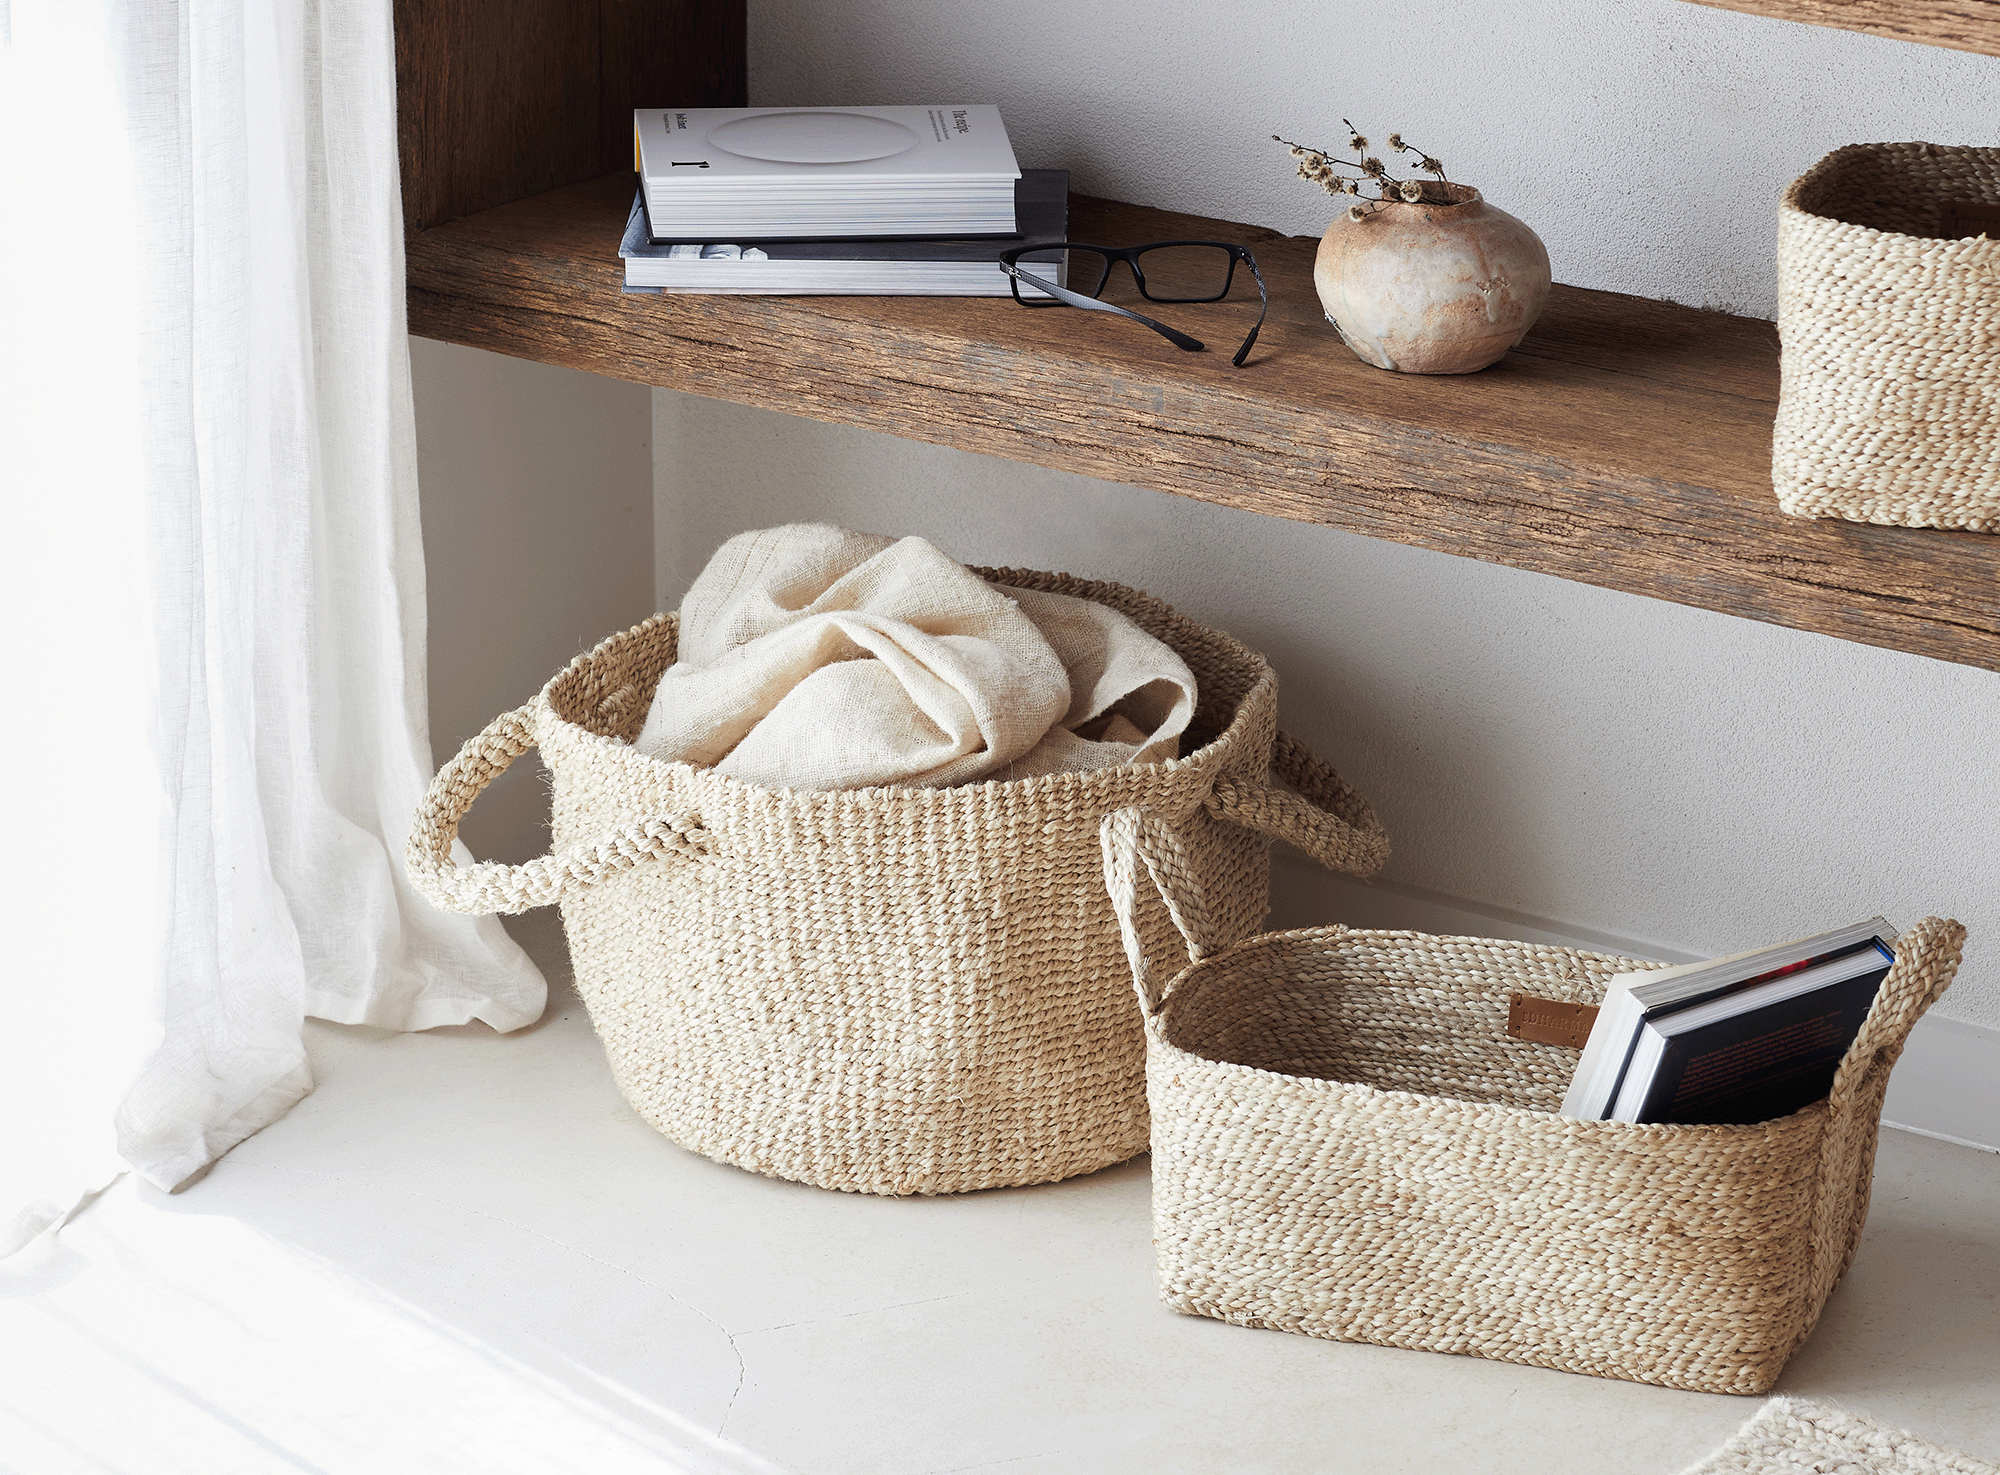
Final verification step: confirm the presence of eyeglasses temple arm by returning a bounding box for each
[1231,255,1270,368]
[1002,264,1206,354]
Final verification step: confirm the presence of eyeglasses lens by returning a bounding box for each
[1063,248,1113,300]
[1130,245,1237,303]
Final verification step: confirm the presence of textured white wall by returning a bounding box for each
[750,0,1998,319]
[412,339,655,863]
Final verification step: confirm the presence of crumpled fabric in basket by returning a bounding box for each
[632,524,1197,791]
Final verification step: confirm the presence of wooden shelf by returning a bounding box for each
[1680,0,2000,56]
[406,172,2000,674]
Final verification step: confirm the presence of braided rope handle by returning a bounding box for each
[405,703,712,916]
[1827,915,1966,1114]
[1100,807,1228,1015]
[1204,728,1390,878]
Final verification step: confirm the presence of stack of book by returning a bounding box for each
[625,105,1066,298]
[1558,916,1898,1126]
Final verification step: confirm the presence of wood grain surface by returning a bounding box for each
[597,0,745,179]
[1680,0,2000,55]
[405,172,2000,674]
[394,0,745,234]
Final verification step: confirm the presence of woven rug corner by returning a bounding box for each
[1680,1397,1999,1475]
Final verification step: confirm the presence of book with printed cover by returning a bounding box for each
[1559,917,1898,1125]
[620,171,1067,297]
[635,105,1021,239]
[1606,940,1893,1124]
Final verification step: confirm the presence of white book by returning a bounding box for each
[620,171,1068,298]
[635,106,1021,238]
[1559,916,1897,1121]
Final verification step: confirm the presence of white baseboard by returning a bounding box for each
[1270,858,1999,1154]
[1879,1014,2000,1154]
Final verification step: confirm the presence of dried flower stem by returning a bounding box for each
[1387,132,1450,181]
[1272,135,1376,178]
[1273,123,1457,217]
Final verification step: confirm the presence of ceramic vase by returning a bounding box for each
[1313,184,1551,374]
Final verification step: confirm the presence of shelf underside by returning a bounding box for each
[406,173,2000,675]
[1681,0,2000,56]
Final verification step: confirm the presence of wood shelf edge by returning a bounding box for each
[405,174,2000,677]
[1679,0,2000,56]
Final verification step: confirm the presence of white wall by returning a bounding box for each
[638,0,2000,1143]
[750,0,1999,319]
[411,339,655,864]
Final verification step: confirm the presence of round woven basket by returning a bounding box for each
[407,570,1389,1196]
[1102,807,1965,1395]
[1775,142,2000,531]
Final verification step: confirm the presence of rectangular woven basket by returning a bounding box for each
[1775,142,2000,531]
[1100,807,1967,1395]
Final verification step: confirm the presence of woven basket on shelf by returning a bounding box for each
[1775,142,2000,531]
[1101,807,1965,1395]
[406,569,1389,1197]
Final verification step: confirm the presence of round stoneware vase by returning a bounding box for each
[1314,184,1551,374]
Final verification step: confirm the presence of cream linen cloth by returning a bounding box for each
[633,525,1197,791]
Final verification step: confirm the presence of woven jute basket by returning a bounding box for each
[1775,142,2000,530]
[1101,807,1966,1394]
[407,570,1389,1197]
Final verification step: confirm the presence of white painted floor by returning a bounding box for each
[5,910,1997,1475]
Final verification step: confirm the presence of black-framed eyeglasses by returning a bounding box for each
[998,240,1268,367]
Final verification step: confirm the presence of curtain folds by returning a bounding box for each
[1,0,546,1253]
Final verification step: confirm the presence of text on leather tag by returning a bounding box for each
[1507,994,1600,1049]
[1941,201,2000,239]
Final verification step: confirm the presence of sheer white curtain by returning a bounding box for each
[0,0,545,1255]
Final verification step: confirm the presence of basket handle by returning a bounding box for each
[405,703,712,916]
[1827,915,1966,1115]
[1204,728,1389,878]
[1100,807,1222,1015]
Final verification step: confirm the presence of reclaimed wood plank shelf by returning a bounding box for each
[406,171,2000,674]
[1680,0,2000,56]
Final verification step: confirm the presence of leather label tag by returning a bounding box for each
[1508,994,1599,1049]
[1941,200,2000,239]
